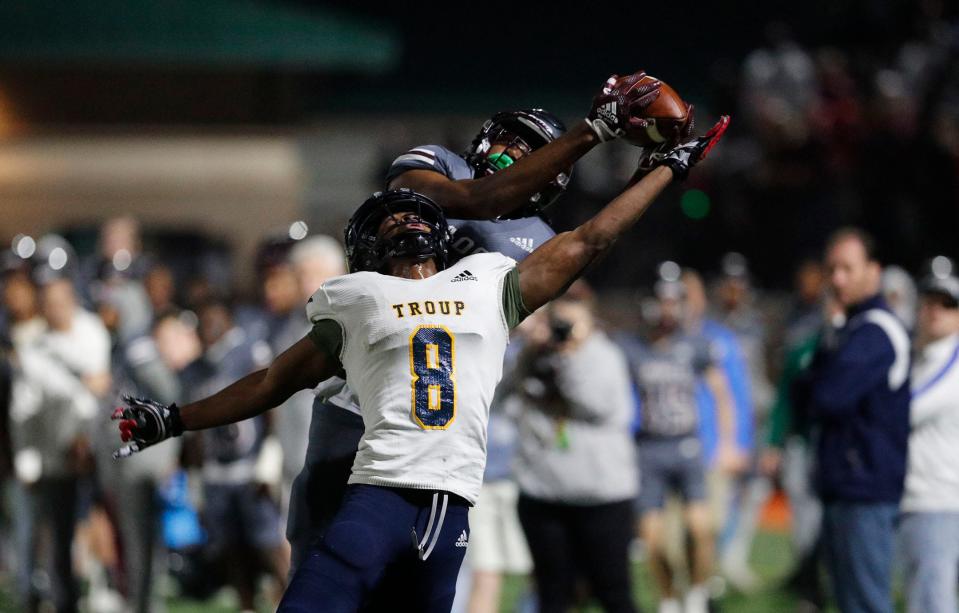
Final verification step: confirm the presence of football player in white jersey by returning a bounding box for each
[289,72,666,574]
[113,116,729,612]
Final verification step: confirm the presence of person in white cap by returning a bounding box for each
[900,259,959,613]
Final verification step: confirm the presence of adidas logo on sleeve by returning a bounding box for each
[509,237,535,253]
[450,270,477,283]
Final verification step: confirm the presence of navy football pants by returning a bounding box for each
[278,484,470,613]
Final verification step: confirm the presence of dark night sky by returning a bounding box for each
[290,0,922,113]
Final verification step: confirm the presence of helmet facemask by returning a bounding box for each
[464,109,570,219]
[345,190,451,273]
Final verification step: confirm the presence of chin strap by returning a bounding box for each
[378,231,443,270]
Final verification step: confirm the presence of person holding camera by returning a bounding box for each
[507,283,639,613]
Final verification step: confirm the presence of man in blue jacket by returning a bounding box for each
[796,227,911,613]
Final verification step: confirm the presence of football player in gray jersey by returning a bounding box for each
[621,274,741,613]
[286,70,667,575]
[385,109,569,263]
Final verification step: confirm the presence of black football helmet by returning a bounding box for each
[344,189,451,273]
[464,109,570,217]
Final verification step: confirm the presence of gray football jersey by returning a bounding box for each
[385,144,556,264]
[623,332,716,438]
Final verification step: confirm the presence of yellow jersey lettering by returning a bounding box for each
[391,300,466,318]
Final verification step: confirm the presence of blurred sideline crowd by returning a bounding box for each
[1,214,957,613]
[2,8,959,612]
[651,15,959,284]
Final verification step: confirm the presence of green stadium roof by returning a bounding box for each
[0,0,399,72]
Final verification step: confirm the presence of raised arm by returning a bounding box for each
[113,335,339,458]
[389,122,599,220]
[389,71,662,220]
[518,116,729,311]
[518,166,673,310]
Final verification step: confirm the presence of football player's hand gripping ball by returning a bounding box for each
[643,115,731,180]
[112,395,184,459]
[585,71,662,142]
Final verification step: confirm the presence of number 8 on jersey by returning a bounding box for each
[409,325,456,429]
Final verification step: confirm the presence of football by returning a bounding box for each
[626,75,693,148]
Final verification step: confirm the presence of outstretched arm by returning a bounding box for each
[114,336,339,457]
[179,337,334,430]
[389,71,662,220]
[389,122,598,220]
[519,166,673,310]
[518,117,729,311]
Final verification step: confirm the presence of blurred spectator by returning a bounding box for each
[153,311,202,374]
[2,268,46,349]
[795,228,911,613]
[234,237,296,346]
[0,266,44,576]
[180,297,284,612]
[682,270,754,467]
[622,276,740,613]
[143,264,178,316]
[899,269,959,613]
[714,253,773,414]
[9,276,110,613]
[763,326,826,610]
[96,303,185,613]
[761,278,835,610]
[881,265,918,332]
[510,287,638,613]
[265,236,334,505]
[783,259,826,352]
[39,277,112,399]
[711,254,774,590]
[91,267,153,347]
[681,268,753,595]
[82,217,150,286]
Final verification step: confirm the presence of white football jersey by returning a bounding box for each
[306,252,518,504]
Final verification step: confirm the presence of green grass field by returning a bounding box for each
[1,529,820,612]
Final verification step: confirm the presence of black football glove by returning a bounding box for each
[654,115,730,180]
[112,395,184,459]
[586,71,662,142]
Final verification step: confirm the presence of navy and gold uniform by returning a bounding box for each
[286,144,557,570]
[279,253,529,612]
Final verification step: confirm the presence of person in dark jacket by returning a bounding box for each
[795,227,911,613]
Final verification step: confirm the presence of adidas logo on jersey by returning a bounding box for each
[455,530,469,548]
[509,237,535,253]
[451,270,477,283]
